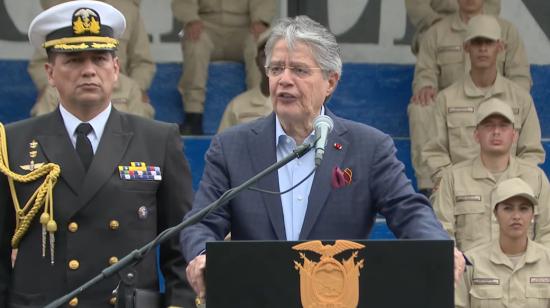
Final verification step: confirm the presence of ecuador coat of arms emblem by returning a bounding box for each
[293,240,365,308]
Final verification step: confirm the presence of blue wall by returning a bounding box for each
[3,61,550,137]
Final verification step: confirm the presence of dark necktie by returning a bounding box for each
[75,123,94,171]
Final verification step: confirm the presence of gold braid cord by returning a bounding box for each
[0,123,60,250]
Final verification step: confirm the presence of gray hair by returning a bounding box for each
[264,15,342,78]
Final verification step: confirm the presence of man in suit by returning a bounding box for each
[181,16,465,303]
[0,2,193,307]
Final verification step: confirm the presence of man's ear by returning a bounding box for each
[326,72,340,96]
[497,40,505,52]
[44,62,56,88]
[463,42,470,54]
[113,56,120,83]
[474,127,480,144]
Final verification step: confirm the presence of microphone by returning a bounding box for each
[313,115,334,167]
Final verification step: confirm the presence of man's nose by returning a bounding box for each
[81,59,97,76]
[278,67,294,86]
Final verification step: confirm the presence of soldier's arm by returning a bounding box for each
[249,0,276,25]
[432,168,457,240]
[516,96,545,165]
[405,0,443,32]
[412,26,440,94]
[171,0,200,25]
[501,20,532,91]
[217,100,238,133]
[534,171,550,246]
[454,258,473,308]
[421,94,452,183]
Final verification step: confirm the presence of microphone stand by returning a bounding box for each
[45,142,314,308]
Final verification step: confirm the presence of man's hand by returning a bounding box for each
[453,247,465,286]
[186,254,207,298]
[185,20,204,41]
[411,86,437,106]
[250,21,268,40]
[11,249,17,268]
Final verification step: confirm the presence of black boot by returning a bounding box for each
[179,113,203,135]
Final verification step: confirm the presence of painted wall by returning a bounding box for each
[0,0,548,63]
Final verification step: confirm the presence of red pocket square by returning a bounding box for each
[331,167,352,189]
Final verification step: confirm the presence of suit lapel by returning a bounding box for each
[248,114,286,240]
[299,112,348,240]
[36,110,85,195]
[76,109,133,212]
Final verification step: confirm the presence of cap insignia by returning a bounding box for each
[72,8,101,35]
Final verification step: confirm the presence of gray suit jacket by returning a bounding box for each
[180,110,448,261]
[0,108,193,307]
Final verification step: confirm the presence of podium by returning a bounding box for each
[206,240,454,308]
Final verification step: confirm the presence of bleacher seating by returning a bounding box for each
[2,61,549,239]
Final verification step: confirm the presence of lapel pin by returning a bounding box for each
[333,143,343,150]
[20,161,45,172]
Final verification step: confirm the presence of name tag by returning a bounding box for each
[455,195,482,202]
[448,107,474,113]
[473,278,500,285]
[437,46,462,52]
[531,277,550,284]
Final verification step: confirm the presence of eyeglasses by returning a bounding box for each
[264,64,324,78]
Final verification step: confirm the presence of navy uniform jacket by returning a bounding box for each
[0,108,193,307]
[180,109,449,261]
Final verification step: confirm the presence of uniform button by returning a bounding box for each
[109,256,119,265]
[69,259,80,270]
[109,296,117,305]
[69,297,78,306]
[68,222,78,233]
[109,220,120,230]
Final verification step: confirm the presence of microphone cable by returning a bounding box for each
[248,166,317,195]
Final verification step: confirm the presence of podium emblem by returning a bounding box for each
[293,240,365,308]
